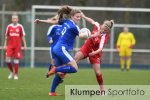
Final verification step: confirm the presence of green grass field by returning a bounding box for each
[0,68,149,100]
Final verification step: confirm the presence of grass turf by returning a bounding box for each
[0,68,149,100]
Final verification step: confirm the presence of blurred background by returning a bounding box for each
[0,0,150,69]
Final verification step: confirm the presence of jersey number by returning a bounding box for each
[61,27,67,36]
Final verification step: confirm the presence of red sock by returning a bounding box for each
[96,74,104,91]
[14,64,19,75]
[7,63,13,72]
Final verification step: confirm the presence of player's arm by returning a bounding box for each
[89,48,102,56]
[89,30,100,38]
[3,37,8,50]
[81,12,95,25]
[22,36,27,50]
[4,26,9,50]
[129,33,136,48]
[34,15,59,24]
[89,34,109,56]
[116,33,122,52]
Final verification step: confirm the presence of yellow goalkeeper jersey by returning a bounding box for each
[117,32,136,47]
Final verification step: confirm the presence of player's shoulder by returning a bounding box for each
[7,23,13,27]
[16,23,24,27]
[128,32,134,35]
[93,22,100,26]
[120,32,125,35]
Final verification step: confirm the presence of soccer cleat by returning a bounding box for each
[14,75,18,80]
[46,66,56,78]
[59,79,64,84]
[8,73,13,79]
[48,92,61,96]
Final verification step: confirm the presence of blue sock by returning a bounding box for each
[50,74,62,92]
[48,63,53,71]
[56,65,77,73]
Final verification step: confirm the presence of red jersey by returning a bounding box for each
[5,23,25,48]
[85,22,109,51]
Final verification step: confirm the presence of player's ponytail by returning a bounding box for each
[57,5,72,21]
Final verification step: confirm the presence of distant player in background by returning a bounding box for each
[3,14,27,80]
[75,12,114,94]
[116,26,136,71]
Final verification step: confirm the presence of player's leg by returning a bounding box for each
[120,56,125,71]
[47,46,78,76]
[119,47,125,71]
[13,48,22,80]
[75,44,90,62]
[13,59,19,80]
[48,73,63,96]
[48,47,55,71]
[74,51,85,62]
[126,48,132,71]
[89,56,104,93]
[48,50,66,96]
[6,47,13,79]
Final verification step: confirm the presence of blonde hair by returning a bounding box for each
[103,20,114,30]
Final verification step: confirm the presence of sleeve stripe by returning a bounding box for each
[99,34,106,49]
[20,24,26,36]
[5,25,9,36]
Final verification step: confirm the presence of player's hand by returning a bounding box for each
[89,51,96,56]
[34,19,40,24]
[23,46,27,50]
[116,48,120,52]
[3,46,7,50]
[80,12,85,18]
[49,39,53,44]
[129,45,134,48]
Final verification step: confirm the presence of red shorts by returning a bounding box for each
[6,47,23,59]
[80,44,102,64]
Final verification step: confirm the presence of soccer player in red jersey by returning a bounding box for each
[75,13,114,94]
[3,14,27,80]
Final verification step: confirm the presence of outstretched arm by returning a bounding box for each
[34,15,59,24]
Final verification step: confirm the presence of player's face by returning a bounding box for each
[123,27,129,33]
[101,24,109,33]
[101,21,111,33]
[12,15,19,24]
[71,13,81,24]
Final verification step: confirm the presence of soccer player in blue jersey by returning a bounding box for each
[35,6,75,96]
[46,8,82,96]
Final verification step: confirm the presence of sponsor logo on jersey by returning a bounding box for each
[16,28,19,32]
[10,33,19,36]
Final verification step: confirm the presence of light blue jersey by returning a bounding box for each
[53,19,80,66]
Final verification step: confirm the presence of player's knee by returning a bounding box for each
[58,72,66,79]
[14,59,19,64]
[6,58,11,63]
[95,71,102,76]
